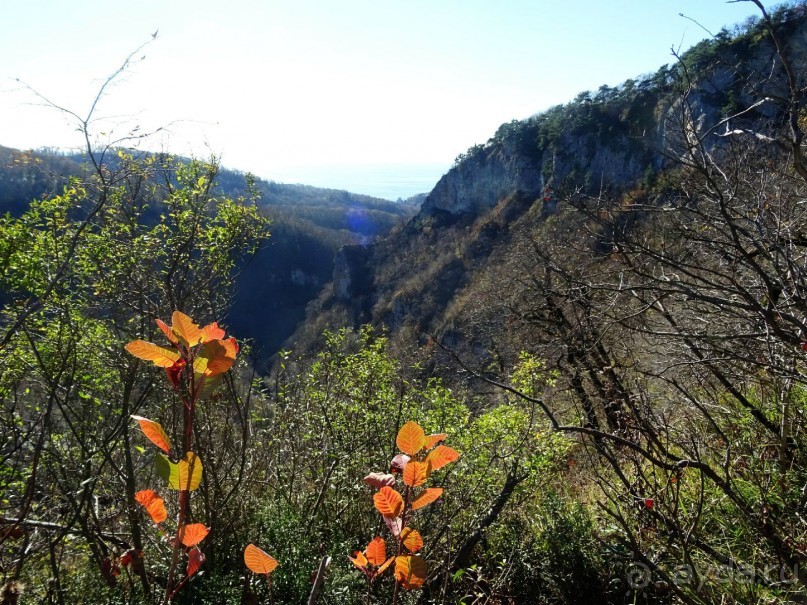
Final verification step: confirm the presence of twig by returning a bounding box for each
[307,556,331,605]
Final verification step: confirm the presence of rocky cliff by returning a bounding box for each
[287,6,807,356]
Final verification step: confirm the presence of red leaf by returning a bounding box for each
[165,359,187,388]
[644,498,654,509]
[390,454,411,474]
[100,557,119,587]
[364,472,396,488]
[187,548,205,577]
[120,549,142,568]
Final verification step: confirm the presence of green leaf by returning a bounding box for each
[154,452,179,488]
[154,452,203,491]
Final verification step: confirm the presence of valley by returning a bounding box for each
[2,4,807,604]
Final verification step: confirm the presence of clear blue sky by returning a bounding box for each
[1,1,765,192]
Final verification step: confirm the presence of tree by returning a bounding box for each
[464,5,807,602]
[0,46,268,603]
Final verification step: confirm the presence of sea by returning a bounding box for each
[272,162,450,201]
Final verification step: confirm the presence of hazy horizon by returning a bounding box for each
[1,1,766,191]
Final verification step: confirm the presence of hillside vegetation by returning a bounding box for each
[0,146,418,362]
[3,3,807,605]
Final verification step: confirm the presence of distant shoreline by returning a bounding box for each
[269,162,450,201]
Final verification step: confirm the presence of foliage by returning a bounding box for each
[0,149,268,603]
[125,311,248,602]
[352,419,458,600]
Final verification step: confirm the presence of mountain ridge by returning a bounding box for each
[287,4,807,362]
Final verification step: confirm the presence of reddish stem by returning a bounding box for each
[163,346,202,603]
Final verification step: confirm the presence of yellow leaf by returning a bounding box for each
[377,556,394,575]
[349,550,368,569]
[193,339,237,377]
[155,318,178,344]
[400,528,424,553]
[177,452,203,491]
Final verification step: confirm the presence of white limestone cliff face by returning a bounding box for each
[421,140,544,217]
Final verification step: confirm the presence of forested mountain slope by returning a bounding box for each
[291,4,807,362]
[7,5,807,604]
[0,146,418,360]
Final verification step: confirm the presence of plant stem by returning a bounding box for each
[163,352,199,604]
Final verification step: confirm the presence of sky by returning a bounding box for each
[0,1,766,198]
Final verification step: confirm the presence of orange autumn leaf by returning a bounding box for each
[349,550,368,570]
[403,460,429,487]
[377,556,394,575]
[365,536,386,566]
[200,322,226,342]
[425,445,459,471]
[244,544,278,575]
[374,486,404,518]
[155,318,179,344]
[131,415,171,453]
[194,339,237,377]
[394,555,427,589]
[134,489,158,506]
[424,433,447,450]
[180,523,209,547]
[396,421,426,456]
[134,489,167,524]
[411,488,443,511]
[400,528,424,553]
[171,311,203,347]
[125,340,181,368]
